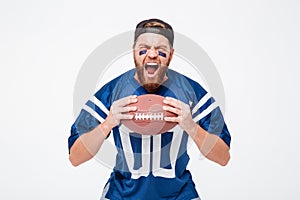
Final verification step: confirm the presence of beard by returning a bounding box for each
[136,66,167,93]
[134,60,170,93]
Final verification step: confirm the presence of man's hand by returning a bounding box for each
[105,95,138,130]
[163,97,197,136]
[69,95,137,167]
[163,96,230,166]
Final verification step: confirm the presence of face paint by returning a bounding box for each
[139,50,147,56]
[158,51,166,58]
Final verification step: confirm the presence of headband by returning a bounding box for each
[134,19,174,46]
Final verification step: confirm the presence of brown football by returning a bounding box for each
[121,94,177,135]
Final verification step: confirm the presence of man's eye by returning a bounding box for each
[139,50,147,56]
[158,51,166,58]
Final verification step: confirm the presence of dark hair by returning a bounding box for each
[134,18,174,47]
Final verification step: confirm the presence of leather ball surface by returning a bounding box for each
[121,94,177,135]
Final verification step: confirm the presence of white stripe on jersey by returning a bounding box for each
[152,126,183,178]
[193,102,218,123]
[192,93,211,115]
[119,125,151,179]
[90,96,109,115]
[82,104,105,123]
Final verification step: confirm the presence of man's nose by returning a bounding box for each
[147,47,158,58]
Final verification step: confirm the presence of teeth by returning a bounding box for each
[146,63,158,65]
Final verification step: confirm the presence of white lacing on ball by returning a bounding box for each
[134,112,164,120]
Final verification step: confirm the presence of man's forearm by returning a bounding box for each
[189,124,230,166]
[69,121,112,166]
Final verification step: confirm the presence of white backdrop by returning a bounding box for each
[1,0,299,199]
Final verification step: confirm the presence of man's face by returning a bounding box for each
[133,33,174,93]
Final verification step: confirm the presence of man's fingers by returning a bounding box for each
[112,106,137,116]
[114,95,137,107]
[163,105,180,115]
[121,114,135,120]
[121,106,137,113]
[164,116,179,123]
[116,113,134,120]
[163,96,181,109]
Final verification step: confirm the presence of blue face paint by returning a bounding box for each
[158,51,166,58]
[139,50,147,56]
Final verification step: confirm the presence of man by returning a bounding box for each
[68,18,231,200]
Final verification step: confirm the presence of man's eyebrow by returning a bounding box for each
[156,45,168,49]
[137,43,169,49]
[137,43,150,48]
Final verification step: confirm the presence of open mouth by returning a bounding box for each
[145,63,159,75]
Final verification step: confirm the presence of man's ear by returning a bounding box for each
[132,42,137,51]
[132,43,135,55]
[169,48,174,61]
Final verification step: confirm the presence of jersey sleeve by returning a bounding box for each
[68,109,101,152]
[68,86,112,152]
[191,87,231,147]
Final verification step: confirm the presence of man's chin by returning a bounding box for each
[142,83,161,93]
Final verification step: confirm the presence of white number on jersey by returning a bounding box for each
[119,125,183,179]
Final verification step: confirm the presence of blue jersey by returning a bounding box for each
[68,69,231,200]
